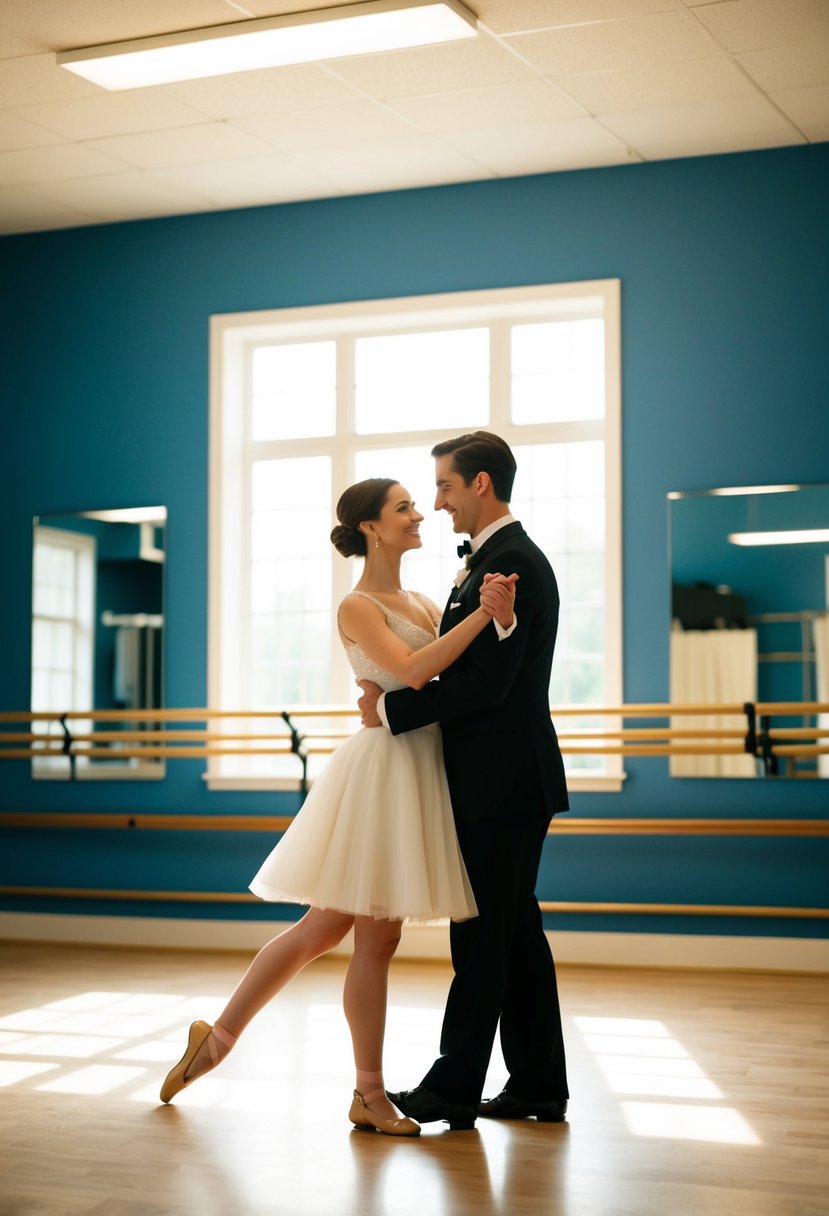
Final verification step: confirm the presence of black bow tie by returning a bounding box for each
[457,540,473,558]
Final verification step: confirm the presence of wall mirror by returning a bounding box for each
[668,484,829,778]
[31,506,166,780]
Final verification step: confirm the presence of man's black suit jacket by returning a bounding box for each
[384,521,569,824]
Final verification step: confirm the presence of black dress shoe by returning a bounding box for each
[479,1091,567,1122]
[387,1085,477,1130]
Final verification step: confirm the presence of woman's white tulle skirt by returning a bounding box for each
[249,724,477,924]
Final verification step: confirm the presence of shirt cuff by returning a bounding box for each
[377,692,390,729]
[494,611,518,641]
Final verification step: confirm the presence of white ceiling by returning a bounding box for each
[1,0,827,235]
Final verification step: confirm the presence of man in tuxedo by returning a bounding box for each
[357,431,569,1130]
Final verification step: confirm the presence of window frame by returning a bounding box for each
[209,280,623,792]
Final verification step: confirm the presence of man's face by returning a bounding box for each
[434,454,482,537]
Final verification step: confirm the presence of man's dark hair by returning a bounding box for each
[431,431,517,503]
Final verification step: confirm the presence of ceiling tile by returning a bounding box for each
[236,0,365,13]
[0,190,95,232]
[770,82,829,139]
[689,0,829,54]
[85,123,275,169]
[638,128,805,161]
[26,172,211,221]
[234,102,417,154]
[0,53,100,108]
[150,154,342,206]
[0,0,824,233]
[324,31,539,100]
[476,0,675,35]
[0,112,67,152]
[0,183,90,222]
[446,115,635,175]
[600,94,799,145]
[388,78,585,134]
[735,41,829,92]
[291,135,492,193]
[12,94,212,142]
[158,63,363,120]
[0,0,246,57]
[557,56,758,114]
[0,141,130,185]
[505,10,718,76]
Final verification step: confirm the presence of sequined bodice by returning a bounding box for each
[342,592,437,692]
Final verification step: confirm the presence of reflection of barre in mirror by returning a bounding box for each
[30,506,166,781]
[2,701,828,778]
[669,483,829,779]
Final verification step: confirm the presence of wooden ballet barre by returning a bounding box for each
[549,703,749,717]
[0,734,748,753]
[767,745,829,757]
[551,739,743,749]
[1,701,826,723]
[3,703,828,771]
[756,701,829,715]
[0,884,825,917]
[557,728,748,741]
[1,813,826,837]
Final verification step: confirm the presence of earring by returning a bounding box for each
[374,535,379,550]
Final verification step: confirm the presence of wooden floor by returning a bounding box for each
[0,943,827,1216]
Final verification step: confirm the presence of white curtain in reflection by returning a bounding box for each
[670,626,758,777]
[813,614,829,778]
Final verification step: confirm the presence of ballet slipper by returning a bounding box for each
[159,1021,216,1104]
[349,1088,420,1137]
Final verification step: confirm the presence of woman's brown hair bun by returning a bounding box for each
[331,478,397,558]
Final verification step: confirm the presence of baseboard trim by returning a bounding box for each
[0,912,826,973]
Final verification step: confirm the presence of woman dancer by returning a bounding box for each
[160,477,515,1136]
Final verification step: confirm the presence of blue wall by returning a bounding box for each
[2,143,828,937]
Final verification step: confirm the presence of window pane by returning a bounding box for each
[511,319,604,424]
[252,342,335,440]
[355,329,489,434]
[249,457,332,708]
[513,442,606,710]
[252,612,330,705]
[252,557,331,613]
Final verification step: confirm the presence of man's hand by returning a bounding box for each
[480,572,518,630]
[357,679,383,727]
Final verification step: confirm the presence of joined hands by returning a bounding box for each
[479,571,518,629]
[357,572,518,727]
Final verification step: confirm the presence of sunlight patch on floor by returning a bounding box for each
[574,1015,760,1145]
[622,1101,760,1145]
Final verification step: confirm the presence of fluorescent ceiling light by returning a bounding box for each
[79,507,167,524]
[667,485,800,500]
[728,529,829,546]
[56,0,478,91]
[709,484,800,497]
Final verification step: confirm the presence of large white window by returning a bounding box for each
[210,281,622,791]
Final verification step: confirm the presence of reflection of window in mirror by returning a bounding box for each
[31,525,95,774]
[30,507,166,781]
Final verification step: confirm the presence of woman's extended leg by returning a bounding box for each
[160,907,353,1100]
[343,915,406,1126]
